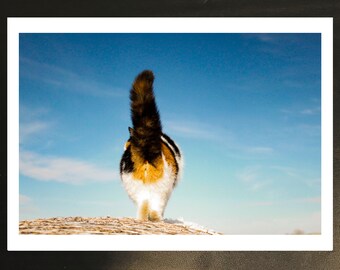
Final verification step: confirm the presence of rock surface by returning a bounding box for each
[19,216,222,235]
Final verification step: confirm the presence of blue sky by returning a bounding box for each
[19,33,321,234]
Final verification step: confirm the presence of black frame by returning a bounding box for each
[2,0,339,269]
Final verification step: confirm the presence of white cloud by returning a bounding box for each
[237,166,269,191]
[279,108,293,114]
[165,118,274,157]
[280,106,321,117]
[20,121,50,143]
[242,33,277,44]
[20,105,50,118]
[19,105,53,145]
[20,57,124,98]
[237,164,322,194]
[20,151,118,185]
[19,194,32,205]
[165,120,222,141]
[253,34,276,43]
[269,165,299,178]
[301,107,320,115]
[298,124,321,137]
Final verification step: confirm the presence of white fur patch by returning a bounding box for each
[121,154,176,218]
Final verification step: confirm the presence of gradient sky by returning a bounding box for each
[19,33,321,234]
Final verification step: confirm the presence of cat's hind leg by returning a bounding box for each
[137,200,149,221]
[148,196,165,222]
[137,200,162,221]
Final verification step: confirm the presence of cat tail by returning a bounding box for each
[129,70,163,162]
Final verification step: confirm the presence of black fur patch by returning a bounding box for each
[161,133,181,157]
[162,141,179,178]
[129,70,163,163]
[120,146,134,174]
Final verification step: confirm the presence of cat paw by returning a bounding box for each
[149,210,162,222]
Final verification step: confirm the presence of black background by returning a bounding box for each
[1,0,339,269]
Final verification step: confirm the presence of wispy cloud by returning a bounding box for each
[278,107,321,139]
[237,163,321,196]
[19,194,32,205]
[297,124,321,137]
[237,166,269,191]
[19,105,53,145]
[279,108,294,115]
[249,34,277,43]
[20,151,118,185]
[280,105,321,117]
[300,107,320,115]
[20,105,50,118]
[20,121,50,143]
[274,166,321,190]
[20,57,124,98]
[165,118,274,157]
[165,120,224,141]
[269,165,299,178]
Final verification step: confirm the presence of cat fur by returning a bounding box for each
[120,70,183,221]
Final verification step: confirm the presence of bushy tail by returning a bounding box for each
[129,70,162,163]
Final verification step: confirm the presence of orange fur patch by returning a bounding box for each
[130,145,164,184]
[129,142,177,184]
[124,141,131,150]
[161,142,178,176]
[138,200,149,221]
[149,210,161,222]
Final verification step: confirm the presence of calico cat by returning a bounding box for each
[120,70,183,222]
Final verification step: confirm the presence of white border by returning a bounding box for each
[8,17,333,251]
